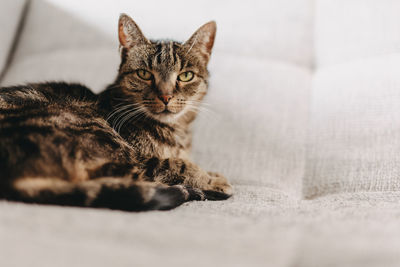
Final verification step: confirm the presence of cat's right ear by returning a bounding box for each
[118,14,150,48]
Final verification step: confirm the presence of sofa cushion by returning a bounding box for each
[0,0,26,79]
[1,49,120,92]
[315,0,400,67]
[2,189,400,267]
[304,55,400,198]
[305,0,400,198]
[193,53,310,196]
[0,0,116,91]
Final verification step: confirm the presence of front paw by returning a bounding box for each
[206,172,233,196]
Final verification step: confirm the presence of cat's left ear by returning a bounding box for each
[184,21,216,61]
[118,14,150,48]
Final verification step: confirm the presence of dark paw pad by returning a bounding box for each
[185,187,205,201]
[203,190,232,201]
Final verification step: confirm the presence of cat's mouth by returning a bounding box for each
[155,107,175,115]
[143,102,184,121]
[149,106,184,124]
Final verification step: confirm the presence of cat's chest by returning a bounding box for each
[152,129,191,160]
[128,127,191,160]
[152,144,190,160]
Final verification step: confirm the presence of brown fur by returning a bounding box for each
[0,14,232,211]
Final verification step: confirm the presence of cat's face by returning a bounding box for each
[115,14,216,124]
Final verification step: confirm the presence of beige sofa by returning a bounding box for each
[1,0,400,266]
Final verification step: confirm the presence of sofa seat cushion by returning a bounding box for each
[2,189,400,267]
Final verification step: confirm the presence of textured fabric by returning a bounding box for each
[1,49,120,92]
[42,0,314,66]
[0,0,117,91]
[304,55,400,198]
[0,0,26,77]
[306,0,400,198]
[315,0,400,67]
[2,190,400,267]
[193,53,310,197]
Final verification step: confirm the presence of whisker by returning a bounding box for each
[127,108,147,125]
[117,107,147,133]
[106,103,139,122]
[115,107,141,132]
[106,102,142,121]
[183,102,219,122]
[113,97,138,102]
[184,101,216,115]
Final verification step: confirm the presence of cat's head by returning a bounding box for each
[113,14,216,125]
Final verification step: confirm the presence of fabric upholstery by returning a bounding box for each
[193,53,310,197]
[2,190,400,267]
[4,0,313,66]
[306,0,400,198]
[0,0,26,78]
[315,0,400,67]
[304,55,400,198]
[1,0,400,266]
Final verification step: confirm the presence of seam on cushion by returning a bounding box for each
[313,52,400,73]
[302,0,317,200]
[0,0,31,84]
[5,46,117,61]
[303,189,400,202]
[310,0,316,71]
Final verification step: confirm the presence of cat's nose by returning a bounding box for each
[158,95,173,105]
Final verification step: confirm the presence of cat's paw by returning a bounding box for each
[205,172,233,197]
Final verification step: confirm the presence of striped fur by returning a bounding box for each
[0,15,232,211]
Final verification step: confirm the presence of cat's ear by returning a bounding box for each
[184,21,216,61]
[118,14,150,48]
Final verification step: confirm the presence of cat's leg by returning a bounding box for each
[6,176,203,211]
[143,157,233,199]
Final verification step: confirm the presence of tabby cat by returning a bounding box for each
[0,14,233,211]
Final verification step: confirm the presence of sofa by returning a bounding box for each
[1,0,400,266]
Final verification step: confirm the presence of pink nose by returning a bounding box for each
[158,95,173,105]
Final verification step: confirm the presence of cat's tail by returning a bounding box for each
[4,177,207,211]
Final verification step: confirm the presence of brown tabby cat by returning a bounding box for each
[0,14,233,211]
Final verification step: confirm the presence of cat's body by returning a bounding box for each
[0,15,232,211]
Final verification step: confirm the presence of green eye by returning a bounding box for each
[178,71,194,82]
[136,69,153,80]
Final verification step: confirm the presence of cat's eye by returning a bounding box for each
[136,69,153,80]
[177,71,194,82]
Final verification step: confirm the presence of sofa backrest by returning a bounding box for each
[0,0,27,80]
[1,0,313,90]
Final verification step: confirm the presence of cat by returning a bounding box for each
[0,14,233,211]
